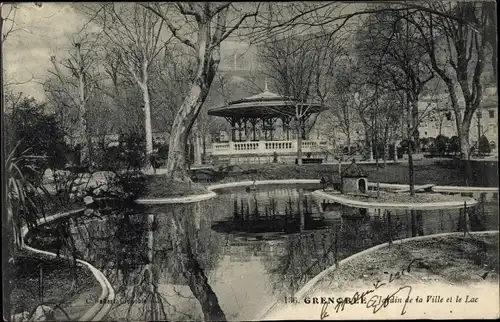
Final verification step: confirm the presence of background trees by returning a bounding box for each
[140,3,260,180]
[356,7,435,194]
[408,1,494,160]
[259,30,341,164]
[97,3,168,159]
[45,28,103,166]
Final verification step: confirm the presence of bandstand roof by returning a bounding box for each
[208,85,328,118]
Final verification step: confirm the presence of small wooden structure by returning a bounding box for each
[341,160,368,194]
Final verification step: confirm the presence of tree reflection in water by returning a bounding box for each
[34,197,227,320]
[212,188,326,235]
[25,184,495,321]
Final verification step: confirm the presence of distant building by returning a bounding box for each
[418,87,498,152]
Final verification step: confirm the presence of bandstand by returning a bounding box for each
[208,83,329,164]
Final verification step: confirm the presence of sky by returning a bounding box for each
[3,3,83,100]
[2,2,255,101]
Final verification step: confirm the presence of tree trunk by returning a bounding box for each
[170,215,226,321]
[369,140,374,161]
[458,110,472,160]
[165,36,218,180]
[408,146,415,196]
[346,133,351,155]
[166,82,211,180]
[296,118,303,165]
[142,83,153,157]
[76,45,91,164]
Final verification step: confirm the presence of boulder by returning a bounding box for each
[83,195,94,205]
[11,311,30,321]
[31,305,54,321]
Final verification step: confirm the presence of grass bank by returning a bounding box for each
[10,249,101,320]
[191,160,497,187]
[307,233,499,295]
[141,175,208,198]
[264,233,499,320]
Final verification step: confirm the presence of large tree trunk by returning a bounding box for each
[346,132,351,155]
[76,45,91,164]
[165,84,209,180]
[408,97,417,197]
[165,31,219,180]
[170,215,226,321]
[459,118,472,160]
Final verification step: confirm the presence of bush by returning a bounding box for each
[100,132,146,171]
[449,136,460,155]
[6,96,70,171]
[434,135,449,156]
[153,142,169,167]
[399,139,416,154]
[478,135,491,155]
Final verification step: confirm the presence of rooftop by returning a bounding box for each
[342,160,368,178]
[207,80,327,118]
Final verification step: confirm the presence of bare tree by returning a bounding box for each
[139,2,260,180]
[357,8,435,195]
[408,2,493,159]
[259,31,339,164]
[101,47,145,136]
[47,30,101,165]
[96,3,168,159]
[150,45,194,138]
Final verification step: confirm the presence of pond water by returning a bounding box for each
[26,184,498,321]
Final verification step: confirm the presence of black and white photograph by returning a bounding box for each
[1,1,498,320]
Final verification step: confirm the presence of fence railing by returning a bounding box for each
[211,140,327,155]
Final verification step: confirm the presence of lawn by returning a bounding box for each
[324,190,470,203]
[9,249,101,320]
[192,159,498,187]
[264,233,499,320]
[141,175,208,198]
[309,233,498,293]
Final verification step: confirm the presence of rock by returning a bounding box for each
[32,305,54,321]
[83,196,93,205]
[84,208,94,216]
[12,311,30,321]
[93,188,101,196]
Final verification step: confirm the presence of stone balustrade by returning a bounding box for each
[211,140,327,155]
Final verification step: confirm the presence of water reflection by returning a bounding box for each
[25,185,498,321]
[212,188,327,235]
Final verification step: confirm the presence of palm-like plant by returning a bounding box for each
[6,141,48,251]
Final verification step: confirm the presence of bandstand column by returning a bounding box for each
[230,117,236,142]
[269,119,274,141]
[282,116,291,140]
[237,119,243,141]
[251,119,257,141]
[244,119,250,141]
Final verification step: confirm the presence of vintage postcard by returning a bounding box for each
[2,1,498,321]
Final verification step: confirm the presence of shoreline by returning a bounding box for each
[260,231,499,320]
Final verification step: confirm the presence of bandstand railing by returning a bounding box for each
[212,140,328,156]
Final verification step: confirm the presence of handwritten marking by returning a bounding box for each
[318,258,420,319]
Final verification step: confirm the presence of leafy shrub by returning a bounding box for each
[153,142,169,167]
[478,135,491,155]
[449,136,460,155]
[6,96,70,171]
[100,132,146,171]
